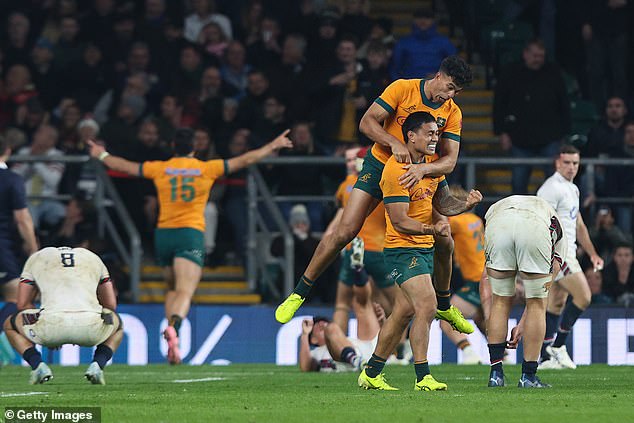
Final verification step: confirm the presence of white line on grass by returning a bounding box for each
[0,392,49,398]
[172,377,226,383]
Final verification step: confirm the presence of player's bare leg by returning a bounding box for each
[333,282,353,333]
[352,283,380,341]
[4,313,52,384]
[163,258,202,364]
[276,189,379,323]
[371,279,396,316]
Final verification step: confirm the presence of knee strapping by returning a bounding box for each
[521,275,553,299]
[488,275,516,297]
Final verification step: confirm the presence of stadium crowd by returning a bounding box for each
[0,0,633,304]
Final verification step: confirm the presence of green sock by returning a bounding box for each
[436,290,451,311]
[414,360,430,382]
[364,354,387,378]
[292,275,314,298]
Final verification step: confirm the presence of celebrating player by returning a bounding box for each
[357,112,482,391]
[88,128,292,364]
[536,145,604,369]
[3,247,122,385]
[276,56,473,333]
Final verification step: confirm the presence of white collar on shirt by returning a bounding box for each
[0,161,7,169]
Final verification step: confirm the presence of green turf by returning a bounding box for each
[1,364,633,422]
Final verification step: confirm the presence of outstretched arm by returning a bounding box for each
[87,140,141,176]
[226,129,293,174]
[432,184,482,216]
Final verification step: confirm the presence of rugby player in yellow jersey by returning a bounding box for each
[87,128,292,364]
[440,185,488,364]
[358,112,482,391]
[276,56,473,331]
[326,146,393,333]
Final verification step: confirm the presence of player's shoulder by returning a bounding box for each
[387,78,421,92]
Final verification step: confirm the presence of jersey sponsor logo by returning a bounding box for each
[436,117,447,128]
[359,173,372,183]
[410,184,436,201]
[408,257,418,269]
[401,105,417,113]
[165,168,202,176]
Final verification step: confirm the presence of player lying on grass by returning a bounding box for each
[3,247,123,385]
[300,283,384,372]
[357,112,482,392]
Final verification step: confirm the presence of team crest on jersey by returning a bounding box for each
[408,257,419,269]
[359,173,372,183]
[436,117,447,128]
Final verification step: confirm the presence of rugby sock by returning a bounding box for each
[541,311,560,360]
[488,343,506,373]
[552,303,584,348]
[93,344,113,369]
[23,347,43,370]
[521,360,538,378]
[0,302,17,334]
[436,290,451,311]
[169,315,183,336]
[292,275,314,298]
[414,360,430,382]
[364,354,387,378]
[457,339,470,350]
[340,347,357,365]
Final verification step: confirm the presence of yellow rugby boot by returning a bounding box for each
[414,374,448,391]
[435,305,474,334]
[275,293,305,324]
[358,369,399,391]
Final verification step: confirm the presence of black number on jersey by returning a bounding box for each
[61,253,75,267]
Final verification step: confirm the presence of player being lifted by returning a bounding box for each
[277,56,474,335]
[88,128,292,364]
[3,247,122,385]
[357,112,482,391]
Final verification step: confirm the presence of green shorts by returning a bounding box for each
[154,228,205,267]
[384,247,434,286]
[352,149,385,200]
[339,250,394,289]
[455,280,481,307]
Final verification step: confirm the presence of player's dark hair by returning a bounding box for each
[172,128,194,156]
[439,55,472,88]
[308,316,331,347]
[402,111,436,142]
[559,144,580,155]
[0,134,8,156]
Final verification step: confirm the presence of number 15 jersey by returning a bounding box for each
[141,157,228,231]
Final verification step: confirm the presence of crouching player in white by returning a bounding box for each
[2,247,123,385]
[484,196,567,388]
[299,284,382,372]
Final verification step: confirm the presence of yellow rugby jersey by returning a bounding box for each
[448,213,485,282]
[380,155,446,249]
[371,79,462,164]
[335,174,386,252]
[141,157,227,231]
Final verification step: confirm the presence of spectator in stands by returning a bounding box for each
[357,41,390,144]
[493,38,570,194]
[389,7,456,80]
[107,13,137,71]
[253,95,288,145]
[308,36,364,151]
[582,0,630,109]
[99,95,146,158]
[0,64,37,129]
[585,266,612,305]
[246,15,283,70]
[44,193,95,248]
[307,7,340,65]
[52,15,83,75]
[171,44,204,102]
[77,118,99,148]
[585,97,628,158]
[220,40,251,95]
[198,21,229,61]
[339,0,373,45]
[136,0,169,55]
[236,70,271,133]
[155,94,182,143]
[603,121,634,234]
[589,205,632,263]
[198,66,238,132]
[29,37,61,110]
[184,0,232,43]
[602,243,634,305]
[80,0,117,55]
[57,102,82,154]
[11,124,66,229]
[13,97,47,142]
[94,72,150,125]
[72,44,113,112]
[357,17,395,60]
[2,12,32,69]
[214,97,240,154]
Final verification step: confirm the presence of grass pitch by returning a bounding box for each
[0,364,632,423]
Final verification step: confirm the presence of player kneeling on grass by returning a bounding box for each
[484,196,567,388]
[299,283,384,372]
[357,112,482,391]
[2,247,123,385]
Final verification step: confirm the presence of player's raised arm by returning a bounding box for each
[225,129,293,174]
[87,139,141,176]
[359,102,410,163]
[432,183,482,216]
